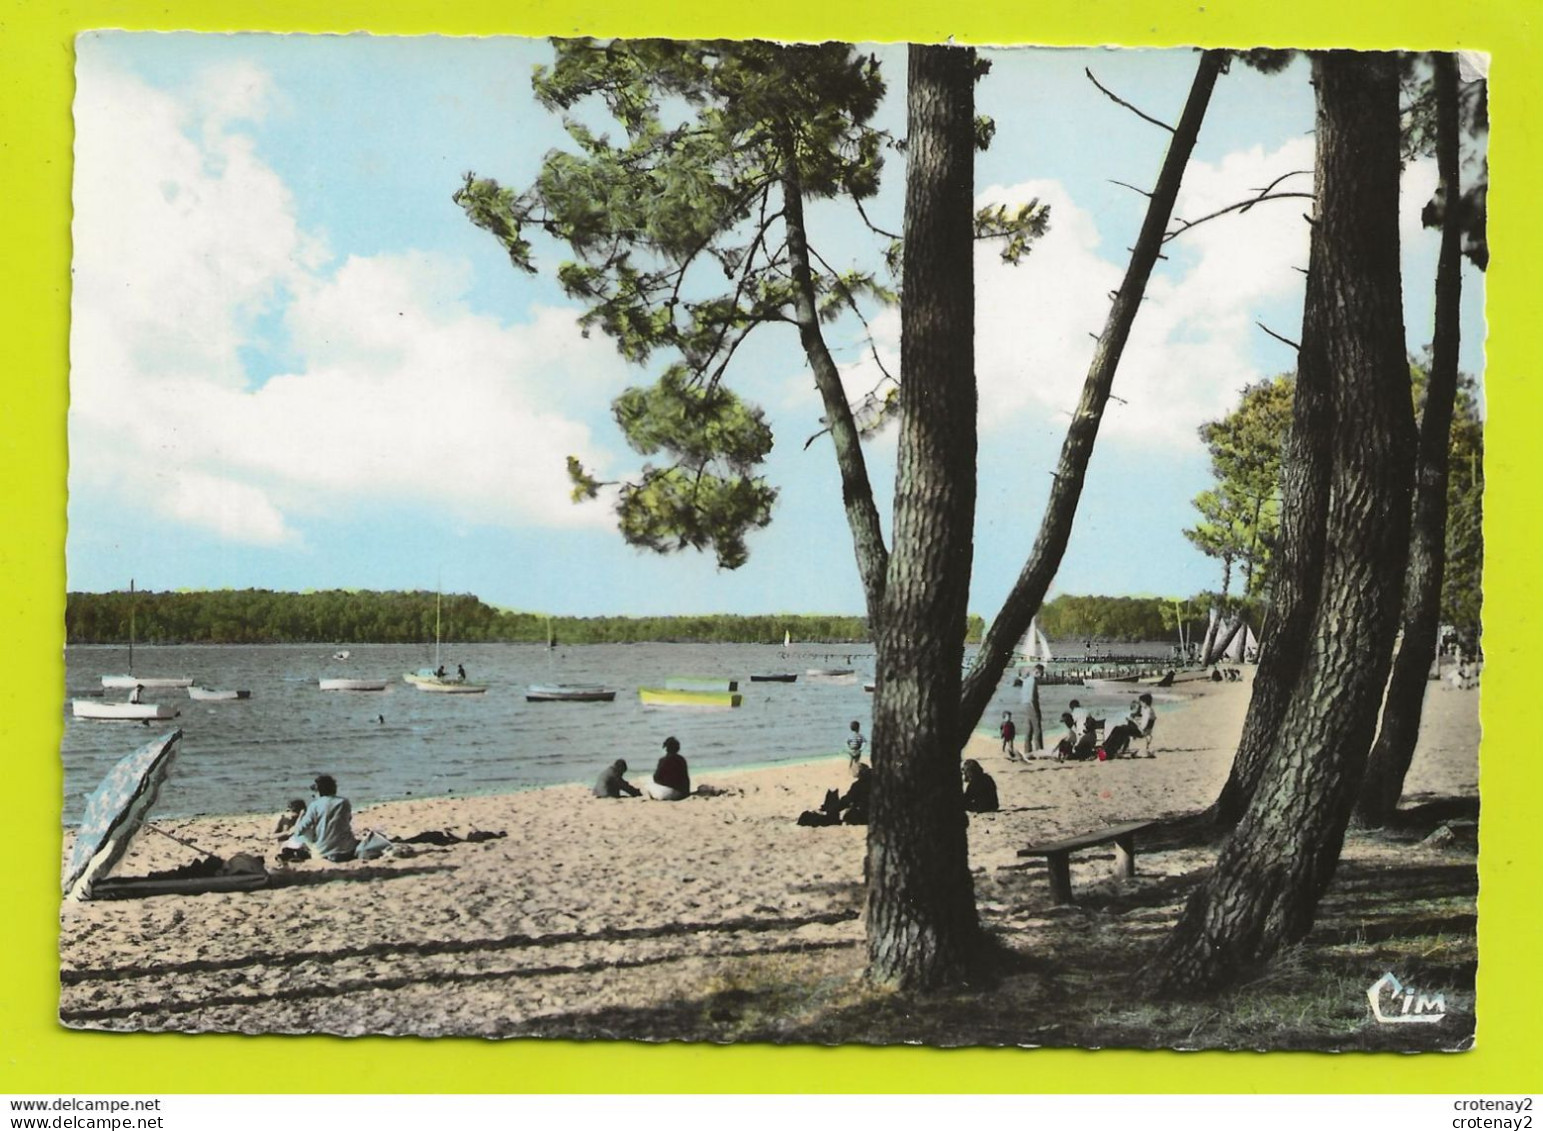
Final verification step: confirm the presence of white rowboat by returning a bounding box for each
[101,674,193,690]
[405,674,487,694]
[319,678,388,692]
[526,684,617,702]
[188,686,251,701]
[72,700,179,721]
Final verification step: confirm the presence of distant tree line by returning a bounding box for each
[66,588,1264,647]
[63,589,879,646]
[1035,593,1262,645]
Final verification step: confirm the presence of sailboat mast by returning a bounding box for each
[435,590,442,670]
[128,578,135,676]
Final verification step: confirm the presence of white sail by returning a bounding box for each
[1224,623,1247,662]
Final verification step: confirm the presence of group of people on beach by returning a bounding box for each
[274,774,359,864]
[999,657,1160,763]
[272,774,507,864]
[1044,694,1157,762]
[592,736,692,801]
[797,719,999,827]
[270,674,1155,866]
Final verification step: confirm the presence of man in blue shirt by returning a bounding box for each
[1020,664,1045,754]
[277,774,358,863]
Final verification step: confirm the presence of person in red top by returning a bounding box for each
[646,736,691,801]
[999,711,1019,761]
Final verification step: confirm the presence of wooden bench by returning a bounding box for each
[1015,820,1155,904]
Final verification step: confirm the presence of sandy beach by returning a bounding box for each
[58,673,1480,1040]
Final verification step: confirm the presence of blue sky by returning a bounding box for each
[67,35,1488,618]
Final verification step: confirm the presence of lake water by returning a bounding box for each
[62,642,1179,823]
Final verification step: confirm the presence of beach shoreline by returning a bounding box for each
[59,672,1479,1043]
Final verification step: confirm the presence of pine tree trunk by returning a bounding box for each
[865,44,981,990]
[782,163,890,627]
[1204,611,1243,667]
[957,52,1224,734]
[1203,72,1339,831]
[1157,51,1416,993]
[1199,606,1220,668]
[1355,52,1465,828]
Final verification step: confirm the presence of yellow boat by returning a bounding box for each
[638,687,743,709]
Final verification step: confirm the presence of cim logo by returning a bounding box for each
[1367,971,1447,1024]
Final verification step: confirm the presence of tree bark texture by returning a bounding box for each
[1354,52,1465,828]
[957,50,1224,739]
[1203,74,1340,832]
[782,163,891,628]
[1157,51,1416,993]
[865,44,981,989]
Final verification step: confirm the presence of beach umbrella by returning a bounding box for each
[63,729,183,901]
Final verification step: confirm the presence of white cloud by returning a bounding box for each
[70,60,632,547]
[164,471,296,546]
[777,148,1316,457]
[973,139,1315,447]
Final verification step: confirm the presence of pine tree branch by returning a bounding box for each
[1255,321,1302,351]
[1086,67,1177,133]
[1166,192,1315,243]
[959,49,1227,737]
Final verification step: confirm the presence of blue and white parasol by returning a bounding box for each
[63,729,183,901]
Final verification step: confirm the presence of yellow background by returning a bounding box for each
[2,0,1537,1095]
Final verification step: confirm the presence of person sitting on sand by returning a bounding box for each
[1102,696,1156,759]
[593,759,642,799]
[1055,711,1100,762]
[1068,698,1103,740]
[961,759,999,813]
[1132,692,1157,756]
[646,737,691,801]
[272,798,306,836]
[276,774,358,863]
[797,762,872,827]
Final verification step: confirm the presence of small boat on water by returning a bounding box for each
[749,673,798,683]
[100,581,193,689]
[188,686,251,701]
[404,670,487,694]
[638,687,743,709]
[71,699,179,721]
[101,675,194,690]
[404,589,486,693]
[318,678,388,692]
[526,683,617,703]
[333,650,352,661]
[805,668,856,681]
[664,676,739,693]
[1083,675,1142,691]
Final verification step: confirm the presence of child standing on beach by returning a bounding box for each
[846,720,866,777]
[1000,711,1018,761]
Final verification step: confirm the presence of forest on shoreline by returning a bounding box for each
[63,588,1225,647]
